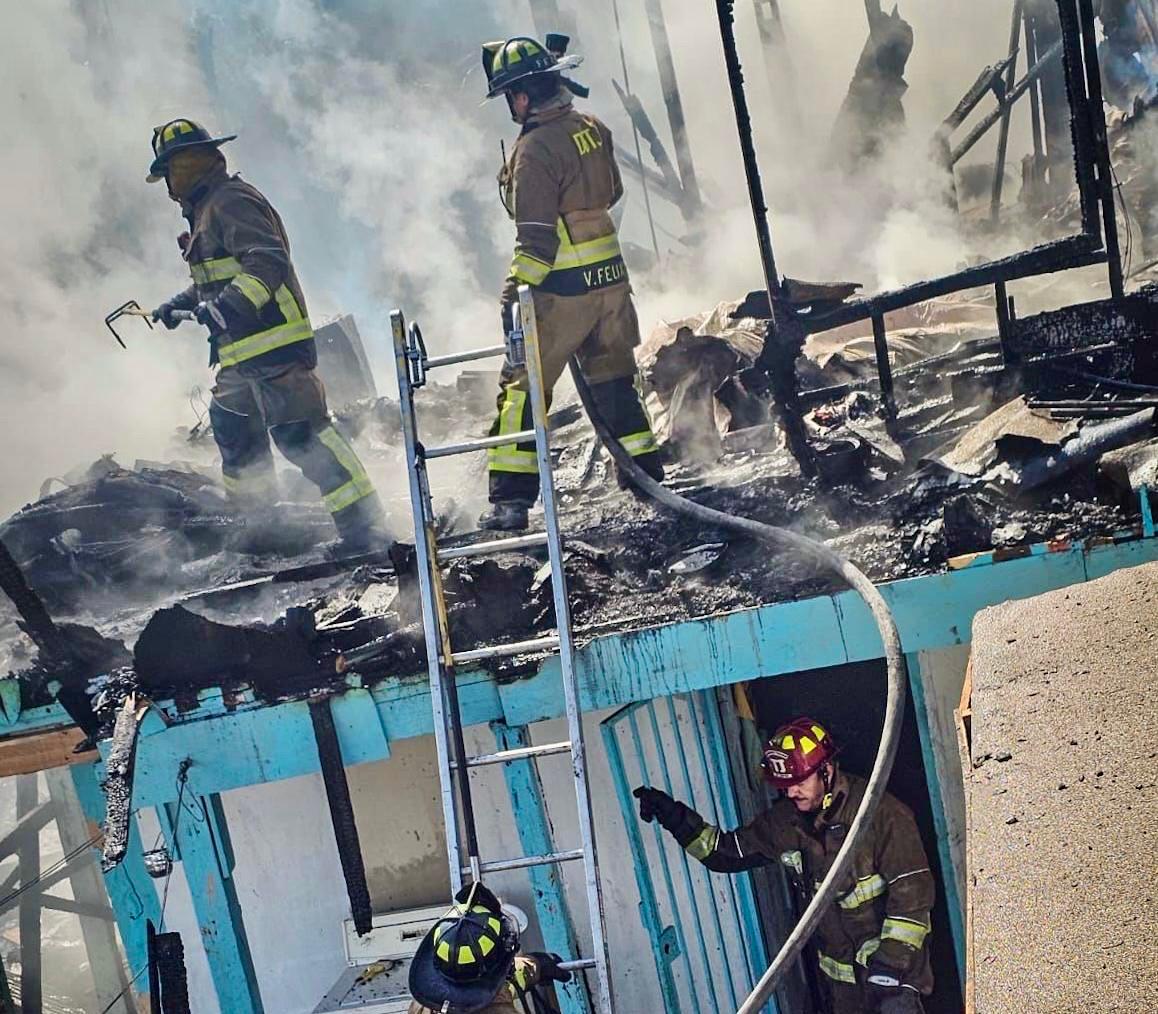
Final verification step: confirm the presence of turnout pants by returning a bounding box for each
[488,283,661,504]
[209,361,385,542]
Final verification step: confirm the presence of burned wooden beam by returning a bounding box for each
[310,697,373,936]
[100,691,149,872]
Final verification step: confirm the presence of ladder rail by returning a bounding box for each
[390,311,466,893]
[519,285,615,1014]
[392,294,615,1013]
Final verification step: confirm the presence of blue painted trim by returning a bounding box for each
[489,721,589,1014]
[11,535,1156,809]
[166,793,264,1014]
[1140,487,1154,538]
[627,707,706,1011]
[905,652,966,986]
[600,710,684,1013]
[693,691,777,1014]
[71,762,161,984]
[642,700,724,1014]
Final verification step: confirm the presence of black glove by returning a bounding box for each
[193,298,230,337]
[864,956,904,1008]
[501,301,515,337]
[633,785,679,826]
[527,952,572,984]
[151,298,187,330]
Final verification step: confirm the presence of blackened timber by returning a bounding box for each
[100,692,147,872]
[991,2,1025,221]
[644,0,702,215]
[309,698,372,936]
[871,314,897,419]
[1077,0,1125,298]
[612,79,696,222]
[950,39,1062,164]
[1057,0,1100,236]
[1025,14,1047,183]
[734,234,1104,333]
[996,280,1017,363]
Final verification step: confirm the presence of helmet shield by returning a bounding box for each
[760,717,838,788]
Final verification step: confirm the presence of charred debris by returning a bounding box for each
[0,0,1155,823]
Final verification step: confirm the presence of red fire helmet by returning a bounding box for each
[760,717,838,788]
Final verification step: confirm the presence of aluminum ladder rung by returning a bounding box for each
[450,634,559,666]
[453,740,572,770]
[463,848,585,876]
[438,532,549,562]
[424,344,507,369]
[424,430,535,459]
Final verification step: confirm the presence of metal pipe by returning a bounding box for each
[643,0,703,215]
[714,0,781,298]
[991,1,1025,222]
[424,344,507,369]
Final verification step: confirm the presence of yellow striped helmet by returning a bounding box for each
[147,118,236,182]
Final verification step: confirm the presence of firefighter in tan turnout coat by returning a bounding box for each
[635,717,935,1014]
[477,35,663,532]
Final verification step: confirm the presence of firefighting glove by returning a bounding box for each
[633,785,677,824]
[152,298,188,330]
[865,957,905,1008]
[527,952,572,984]
[501,300,515,338]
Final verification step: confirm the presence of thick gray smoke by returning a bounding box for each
[0,0,1097,520]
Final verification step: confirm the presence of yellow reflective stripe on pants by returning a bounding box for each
[488,387,538,474]
[511,251,552,286]
[856,937,882,966]
[684,825,719,862]
[190,256,243,284]
[837,873,887,909]
[881,916,931,949]
[818,952,857,984]
[618,428,659,457]
[316,426,375,513]
[217,319,314,367]
[230,273,272,311]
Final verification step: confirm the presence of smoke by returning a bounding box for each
[0,0,1117,522]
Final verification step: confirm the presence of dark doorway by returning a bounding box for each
[746,659,963,1014]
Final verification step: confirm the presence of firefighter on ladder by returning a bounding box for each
[408,881,572,1013]
[477,35,664,532]
[635,717,935,1013]
[146,118,390,552]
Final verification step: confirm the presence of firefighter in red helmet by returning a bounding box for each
[634,717,935,1014]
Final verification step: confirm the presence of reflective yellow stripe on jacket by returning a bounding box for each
[818,952,857,984]
[837,873,887,910]
[189,257,314,367]
[511,219,627,297]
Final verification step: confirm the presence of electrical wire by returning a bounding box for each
[568,359,907,1014]
[0,831,104,911]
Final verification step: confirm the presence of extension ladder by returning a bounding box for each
[391,285,614,1014]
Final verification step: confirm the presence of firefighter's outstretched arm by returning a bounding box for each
[633,786,766,873]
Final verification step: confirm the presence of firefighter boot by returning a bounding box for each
[329,493,393,557]
[478,501,531,532]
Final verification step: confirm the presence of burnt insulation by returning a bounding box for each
[309,697,373,936]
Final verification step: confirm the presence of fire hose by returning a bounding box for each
[568,360,908,1014]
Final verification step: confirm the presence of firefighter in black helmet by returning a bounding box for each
[476,36,663,532]
[146,118,391,553]
[407,881,571,1013]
